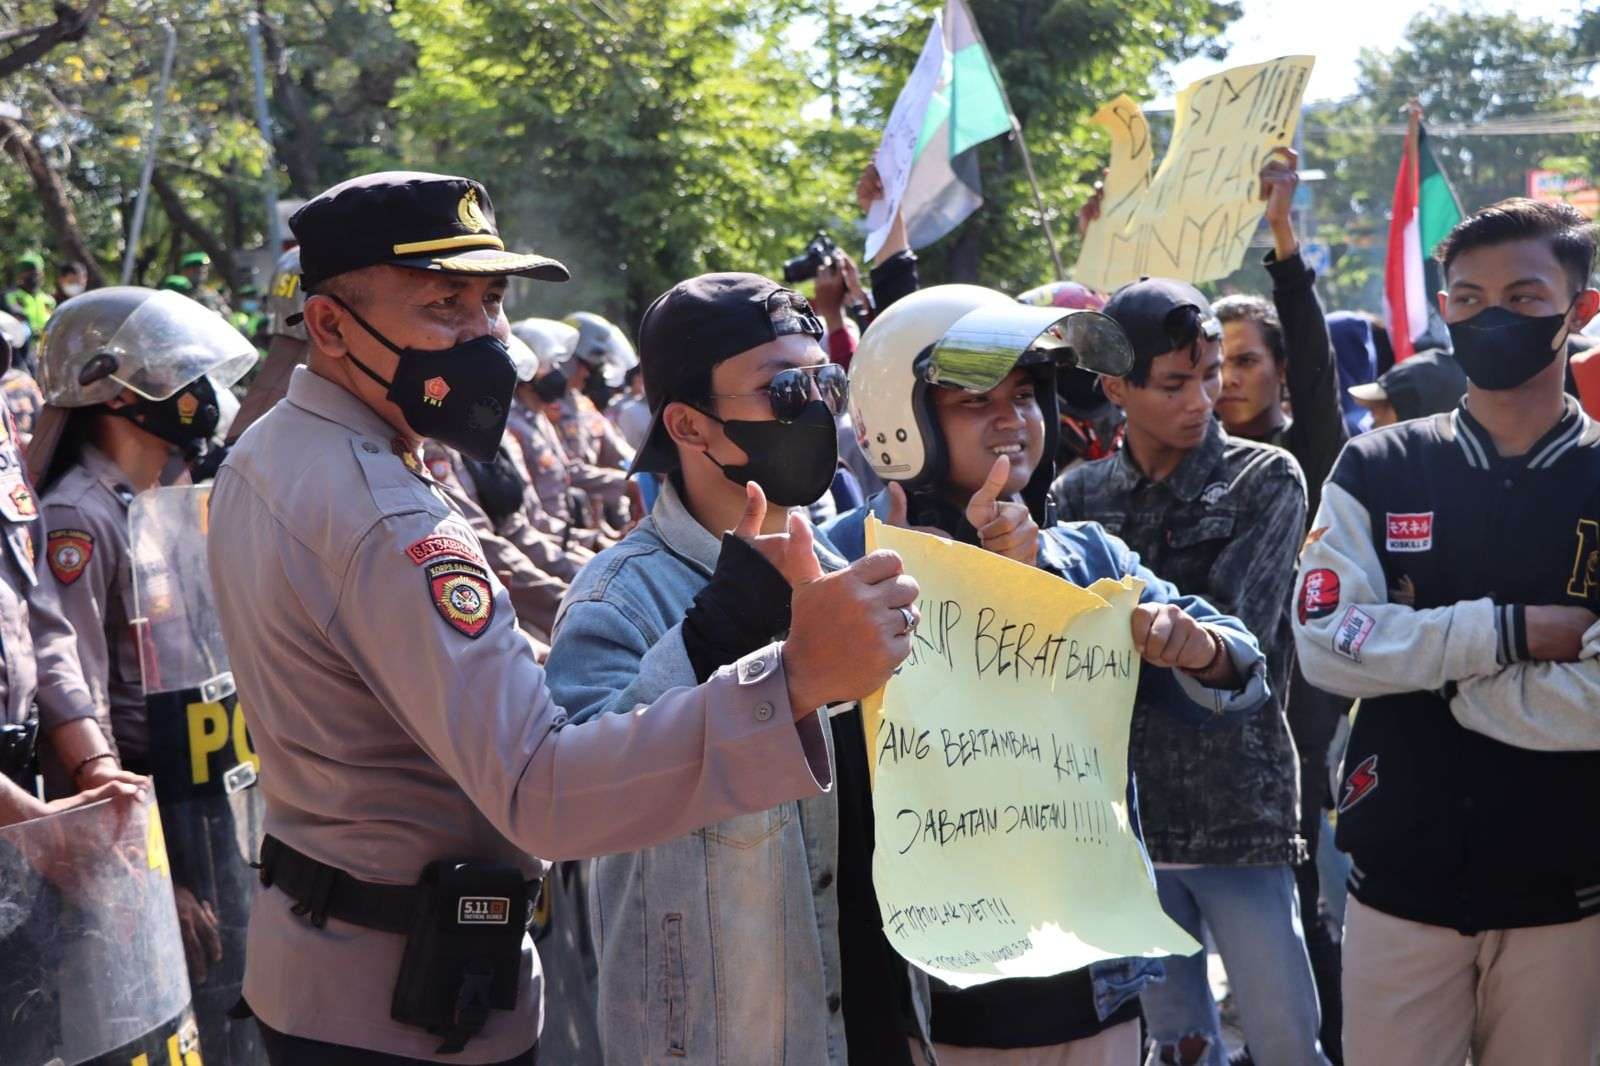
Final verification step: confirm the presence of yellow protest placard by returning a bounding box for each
[1073,56,1315,291]
[863,519,1200,988]
[1073,94,1154,293]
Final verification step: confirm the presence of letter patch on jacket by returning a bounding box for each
[1298,568,1341,624]
[1386,511,1433,552]
[1332,606,1375,661]
[427,558,494,638]
[1339,754,1379,813]
[46,529,93,585]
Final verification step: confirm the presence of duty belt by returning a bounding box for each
[256,834,541,933]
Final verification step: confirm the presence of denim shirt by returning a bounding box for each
[823,494,1271,1025]
[1054,420,1308,866]
[547,481,931,1065]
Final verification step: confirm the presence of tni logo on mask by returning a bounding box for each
[423,376,451,407]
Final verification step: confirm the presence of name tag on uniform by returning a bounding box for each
[1386,512,1433,553]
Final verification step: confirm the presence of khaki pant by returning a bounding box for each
[909,1020,1142,1066]
[1343,895,1600,1066]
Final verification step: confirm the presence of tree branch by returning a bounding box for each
[150,168,244,290]
[0,0,108,83]
[0,116,107,287]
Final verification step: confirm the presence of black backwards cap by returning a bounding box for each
[629,272,824,475]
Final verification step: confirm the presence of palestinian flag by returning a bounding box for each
[865,0,1013,259]
[1385,123,1464,362]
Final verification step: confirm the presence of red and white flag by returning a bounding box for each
[1384,121,1427,364]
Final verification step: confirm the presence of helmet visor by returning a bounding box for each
[924,306,1134,393]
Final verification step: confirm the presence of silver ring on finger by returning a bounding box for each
[898,606,917,635]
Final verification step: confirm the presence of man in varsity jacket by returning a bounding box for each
[1294,198,1600,1065]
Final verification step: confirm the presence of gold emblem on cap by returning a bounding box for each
[458,188,489,234]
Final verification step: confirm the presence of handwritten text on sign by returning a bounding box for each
[863,519,1199,988]
[1074,55,1315,290]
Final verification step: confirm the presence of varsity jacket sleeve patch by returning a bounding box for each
[1294,474,1501,698]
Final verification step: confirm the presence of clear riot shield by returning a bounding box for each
[130,484,265,1065]
[0,797,201,1065]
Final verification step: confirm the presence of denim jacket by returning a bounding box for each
[824,493,1271,1026]
[546,480,934,1065]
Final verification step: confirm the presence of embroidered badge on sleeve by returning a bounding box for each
[46,529,93,585]
[426,558,494,638]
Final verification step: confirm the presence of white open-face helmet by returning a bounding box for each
[849,284,1133,511]
[504,333,540,382]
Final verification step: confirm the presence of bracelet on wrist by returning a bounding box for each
[1183,628,1227,677]
[71,751,114,782]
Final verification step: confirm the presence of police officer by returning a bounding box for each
[3,253,55,338]
[26,286,261,1062]
[208,171,919,1065]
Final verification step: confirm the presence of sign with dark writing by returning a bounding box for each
[1075,56,1315,290]
[863,519,1199,987]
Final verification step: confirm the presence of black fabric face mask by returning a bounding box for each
[113,374,221,451]
[330,296,517,462]
[701,399,838,508]
[1448,301,1575,391]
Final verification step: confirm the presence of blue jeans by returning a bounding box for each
[1141,865,1330,1066]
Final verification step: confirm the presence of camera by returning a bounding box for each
[782,231,839,284]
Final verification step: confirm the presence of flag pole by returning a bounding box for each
[954,0,1064,277]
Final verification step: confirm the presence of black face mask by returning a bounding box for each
[533,371,567,404]
[1448,301,1575,391]
[330,297,516,462]
[114,375,221,451]
[701,399,838,508]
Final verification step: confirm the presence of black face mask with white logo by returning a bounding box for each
[330,296,516,462]
[1448,300,1575,391]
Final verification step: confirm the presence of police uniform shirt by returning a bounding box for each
[0,407,100,765]
[210,366,832,1062]
[33,444,144,766]
[506,402,577,525]
[1296,396,1600,932]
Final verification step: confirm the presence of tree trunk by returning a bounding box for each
[150,169,245,290]
[0,117,108,287]
[257,3,321,196]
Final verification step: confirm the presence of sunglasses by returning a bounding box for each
[705,363,849,423]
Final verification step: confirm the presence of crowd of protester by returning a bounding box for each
[3,145,1599,1066]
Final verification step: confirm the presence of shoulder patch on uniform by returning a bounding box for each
[426,558,494,638]
[406,533,481,567]
[47,528,93,585]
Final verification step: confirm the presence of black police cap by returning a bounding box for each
[290,171,570,294]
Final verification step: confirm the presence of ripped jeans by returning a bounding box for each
[1140,865,1330,1066]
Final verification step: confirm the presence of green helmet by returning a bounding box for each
[159,274,193,294]
[13,253,43,275]
[180,251,211,270]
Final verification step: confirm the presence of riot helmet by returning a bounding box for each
[266,246,307,342]
[562,311,638,388]
[29,287,256,486]
[848,284,1132,521]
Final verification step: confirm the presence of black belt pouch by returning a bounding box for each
[391,860,528,1051]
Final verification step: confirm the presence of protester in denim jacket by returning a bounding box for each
[545,273,928,1066]
[824,284,1270,1066]
[1055,278,1328,1066]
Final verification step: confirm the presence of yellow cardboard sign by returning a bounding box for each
[1074,56,1315,290]
[863,519,1199,987]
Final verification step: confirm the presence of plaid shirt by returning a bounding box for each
[1054,419,1308,865]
